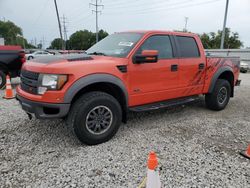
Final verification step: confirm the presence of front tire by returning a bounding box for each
[0,71,6,90]
[205,79,231,111]
[67,92,122,145]
[28,56,33,60]
[240,70,247,73]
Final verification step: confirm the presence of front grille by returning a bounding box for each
[21,70,39,80]
[20,70,39,94]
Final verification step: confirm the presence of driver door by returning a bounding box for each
[128,35,181,106]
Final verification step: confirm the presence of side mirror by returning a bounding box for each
[133,50,158,64]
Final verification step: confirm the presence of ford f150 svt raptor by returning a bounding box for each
[0,45,25,89]
[16,31,240,145]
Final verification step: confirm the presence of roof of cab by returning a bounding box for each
[118,30,198,37]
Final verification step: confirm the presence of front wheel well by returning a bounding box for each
[71,82,127,123]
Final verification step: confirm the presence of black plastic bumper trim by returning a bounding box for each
[16,95,70,119]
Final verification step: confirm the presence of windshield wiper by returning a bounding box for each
[87,51,106,56]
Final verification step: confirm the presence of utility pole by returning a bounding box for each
[42,36,45,49]
[220,0,229,49]
[90,0,104,43]
[22,36,26,49]
[61,15,68,50]
[54,0,65,50]
[184,17,189,32]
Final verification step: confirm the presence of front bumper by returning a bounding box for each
[16,95,70,119]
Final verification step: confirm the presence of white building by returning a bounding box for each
[0,38,4,45]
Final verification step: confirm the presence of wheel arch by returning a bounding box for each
[208,66,234,97]
[64,74,128,123]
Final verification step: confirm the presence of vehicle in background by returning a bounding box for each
[26,51,53,60]
[24,49,37,54]
[58,50,85,54]
[17,31,241,145]
[240,61,249,73]
[0,45,25,89]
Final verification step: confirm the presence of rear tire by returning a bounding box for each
[0,71,6,90]
[67,91,122,145]
[205,79,231,111]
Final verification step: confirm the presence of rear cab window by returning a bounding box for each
[176,36,200,58]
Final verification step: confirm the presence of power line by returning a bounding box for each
[104,0,145,7]
[104,0,221,16]
[105,0,175,9]
[104,0,188,11]
[90,0,104,43]
[31,0,50,27]
[70,14,93,24]
[67,3,91,19]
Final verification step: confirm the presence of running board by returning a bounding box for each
[129,96,200,112]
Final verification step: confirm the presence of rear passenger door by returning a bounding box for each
[175,35,206,96]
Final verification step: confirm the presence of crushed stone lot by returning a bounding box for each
[0,74,250,188]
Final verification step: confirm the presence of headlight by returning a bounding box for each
[38,74,68,95]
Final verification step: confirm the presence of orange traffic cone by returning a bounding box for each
[240,145,250,160]
[146,152,161,188]
[3,75,15,99]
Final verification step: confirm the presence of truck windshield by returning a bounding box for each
[86,33,143,58]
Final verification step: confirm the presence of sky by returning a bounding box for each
[0,0,249,48]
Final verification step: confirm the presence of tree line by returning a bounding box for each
[48,29,108,50]
[199,28,243,49]
[0,20,36,48]
[0,20,244,50]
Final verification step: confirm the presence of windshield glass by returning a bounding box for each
[86,33,143,58]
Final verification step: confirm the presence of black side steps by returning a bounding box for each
[129,96,200,112]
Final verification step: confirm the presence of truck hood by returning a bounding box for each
[22,54,128,75]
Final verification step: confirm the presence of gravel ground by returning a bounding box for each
[0,74,250,188]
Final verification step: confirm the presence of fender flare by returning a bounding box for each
[208,66,234,93]
[64,73,128,106]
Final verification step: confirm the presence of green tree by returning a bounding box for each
[67,29,109,50]
[0,20,35,48]
[0,20,22,45]
[48,38,64,50]
[98,29,109,42]
[200,28,243,49]
[16,36,36,49]
[68,30,93,50]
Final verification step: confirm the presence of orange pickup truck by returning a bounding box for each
[16,31,241,145]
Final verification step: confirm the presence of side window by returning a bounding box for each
[176,36,200,58]
[137,35,173,59]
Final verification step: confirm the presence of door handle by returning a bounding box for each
[171,64,178,72]
[199,63,205,70]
